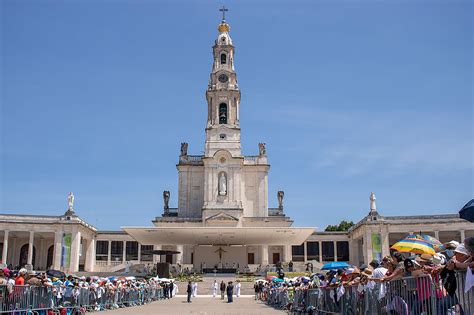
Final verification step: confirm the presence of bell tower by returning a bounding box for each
[205,7,242,157]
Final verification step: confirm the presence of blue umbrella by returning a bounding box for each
[459,199,474,223]
[272,277,284,283]
[321,262,350,270]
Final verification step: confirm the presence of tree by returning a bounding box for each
[325,220,354,232]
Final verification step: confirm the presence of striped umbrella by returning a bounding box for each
[391,238,436,256]
[406,234,444,252]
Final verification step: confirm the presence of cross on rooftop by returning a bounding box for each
[219,5,228,21]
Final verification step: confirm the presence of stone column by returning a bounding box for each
[334,241,338,262]
[261,245,269,265]
[282,245,291,263]
[319,241,323,263]
[27,231,34,265]
[364,230,373,264]
[137,243,141,262]
[85,238,96,272]
[348,239,356,265]
[69,230,81,272]
[153,245,162,264]
[460,230,466,242]
[2,230,9,265]
[176,245,184,264]
[107,241,112,266]
[381,228,390,258]
[434,231,440,240]
[303,242,308,263]
[122,241,127,263]
[53,231,62,270]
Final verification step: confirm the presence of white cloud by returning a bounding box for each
[264,105,473,176]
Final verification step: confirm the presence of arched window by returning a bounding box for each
[219,103,227,124]
[19,244,36,268]
[220,53,227,64]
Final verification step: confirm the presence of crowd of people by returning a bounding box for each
[0,269,166,313]
[259,236,474,314]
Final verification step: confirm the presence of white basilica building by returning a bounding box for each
[1,14,472,274]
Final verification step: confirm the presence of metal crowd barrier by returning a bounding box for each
[289,271,474,315]
[264,288,290,309]
[0,284,164,314]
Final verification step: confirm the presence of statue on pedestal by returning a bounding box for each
[258,143,266,156]
[370,192,377,213]
[65,192,75,216]
[180,142,188,156]
[163,191,170,213]
[277,191,284,209]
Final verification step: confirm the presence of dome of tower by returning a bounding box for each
[218,22,230,33]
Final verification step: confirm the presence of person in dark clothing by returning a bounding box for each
[164,283,169,299]
[226,281,234,303]
[258,282,264,299]
[169,282,174,298]
[220,280,226,300]
[253,282,259,300]
[187,281,192,303]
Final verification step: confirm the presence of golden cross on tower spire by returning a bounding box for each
[219,5,228,21]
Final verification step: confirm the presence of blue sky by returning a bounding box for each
[1,0,472,230]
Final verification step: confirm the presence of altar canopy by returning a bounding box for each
[122,227,315,246]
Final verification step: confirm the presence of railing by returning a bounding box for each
[163,208,178,217]
[179,155,204,165]
[0,284,164,314]
[244,156,259,162]
[268,208,284,216]
[264,271,474,314]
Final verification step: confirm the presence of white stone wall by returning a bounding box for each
[241,165,269,217]
[177,165,205,218]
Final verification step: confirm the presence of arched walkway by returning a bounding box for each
[46,245,54,269]
[19,244,36,268]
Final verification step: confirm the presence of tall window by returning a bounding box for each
[291,244,304,262]
[322,241,334,261]
[126,241,139,261]
[96,241,109,261]
[219,103,227,124]
[140,245,154,262]
[111,241,123,262]
[337,241,350,261]
[220,53,227,64]
[307,241,320,261]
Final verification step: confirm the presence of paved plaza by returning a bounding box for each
[104,296,285,315]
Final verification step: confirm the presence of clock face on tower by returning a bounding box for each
[218,74,229,83]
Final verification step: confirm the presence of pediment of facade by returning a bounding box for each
[205,212,239,223]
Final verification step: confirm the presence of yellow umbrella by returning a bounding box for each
[391,238,436,256]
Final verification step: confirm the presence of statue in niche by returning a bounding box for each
[258,143,266,156]
[163,191,170,210]
[277,191,284,209]
[180,142,188,156]
[218,172,227,196]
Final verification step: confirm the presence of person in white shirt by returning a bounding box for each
[192,281,198,297]
[235,280,241,297]
[370,259,388,279]
[212,280,218,297]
